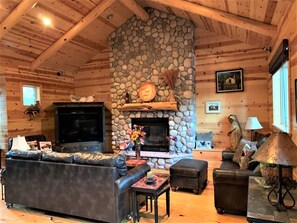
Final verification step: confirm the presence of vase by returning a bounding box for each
[135,144,141,160]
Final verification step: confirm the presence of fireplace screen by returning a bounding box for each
[131,118,169,152]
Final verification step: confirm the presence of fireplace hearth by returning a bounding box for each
[131,118,169,152]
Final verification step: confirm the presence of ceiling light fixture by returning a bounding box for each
[106,14,113,20]
[42,17,51,26]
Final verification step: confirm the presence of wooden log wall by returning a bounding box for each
[1,66,74,151]
[195,28,270,150]
[266,1,297,179]
[74,50,113,153]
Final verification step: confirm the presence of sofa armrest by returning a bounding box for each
[213,168,259,186]
[115,164,150,195]
[221,151,235,161]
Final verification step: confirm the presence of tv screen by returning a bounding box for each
[57,106,104,144]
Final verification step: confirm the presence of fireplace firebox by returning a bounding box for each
[131,118,169,152]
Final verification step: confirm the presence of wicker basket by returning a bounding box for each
[260,166,292,184]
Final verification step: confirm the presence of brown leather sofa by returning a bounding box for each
[213,132,270,215]
[213,151,260,215]
[4,150,150,222]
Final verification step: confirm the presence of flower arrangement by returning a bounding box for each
[127,124,146,145]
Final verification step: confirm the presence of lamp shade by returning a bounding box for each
[245,117,263,130]
[252,132,297,166]
[11,135,31,151]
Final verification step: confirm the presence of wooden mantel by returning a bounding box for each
[117,102,178,111]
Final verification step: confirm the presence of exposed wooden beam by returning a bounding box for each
[0,0,39,40]
[119,0,149,21]
[149,0,277,37]
[30,0,116,71]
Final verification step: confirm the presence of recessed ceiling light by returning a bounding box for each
[106,14,113,20]
[43,17,51,26]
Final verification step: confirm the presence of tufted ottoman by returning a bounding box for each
[170,159,208,194]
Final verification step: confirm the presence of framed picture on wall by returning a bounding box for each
[216,68,244,93]
[206,101,221,114]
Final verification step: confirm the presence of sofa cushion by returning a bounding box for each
[239,144,257,170]
[73,153,127,176]
[42,151,74,163]
[232,139,257,164]
[220,160,240,169]
[195,131,213,149]
[254,132,271,148]
[6,149,42,160]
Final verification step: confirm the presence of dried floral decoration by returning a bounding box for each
[162,69,178,90]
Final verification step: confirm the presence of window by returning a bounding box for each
[272,61,289,132]
[22,84,40,106]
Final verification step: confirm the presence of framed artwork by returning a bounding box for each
[206,101,221,114]
[38,141,52,151]
[216,68,244,93]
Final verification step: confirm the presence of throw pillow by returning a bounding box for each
[239,144,257,170]
[195,131,213,149]
[196,140,212,149]
[254,132,271,148]
[232,139,257,164]
[27,140,38,150]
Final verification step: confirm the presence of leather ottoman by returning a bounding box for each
[170,159,208,194]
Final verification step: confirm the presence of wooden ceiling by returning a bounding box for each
[0,0,293,73]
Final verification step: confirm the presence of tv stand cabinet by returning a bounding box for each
[53,102,105,153]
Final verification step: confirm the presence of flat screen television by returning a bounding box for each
[54,103,105,145]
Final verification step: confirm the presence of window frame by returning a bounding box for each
[272,61,290,133]
[21,83,42,107]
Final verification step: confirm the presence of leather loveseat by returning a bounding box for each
[212,132,270,215]
[212,151,260,215]
[4,150,150,223]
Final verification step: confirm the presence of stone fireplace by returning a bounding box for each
[109,8,196,169]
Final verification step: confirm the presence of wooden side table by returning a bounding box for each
[247,176,297,223]
[131,173,170,223]
[126,159,147,170]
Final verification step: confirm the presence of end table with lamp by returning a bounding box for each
[247,176,297,223]
[245,117,263,141]
[248,132,297,223]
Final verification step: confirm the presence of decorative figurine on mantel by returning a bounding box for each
[162,69,178,102]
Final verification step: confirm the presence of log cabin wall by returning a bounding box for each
[195,28,269,150]
[73,29,270,170]
[74,50,113,153]
[267,1,297,179]
[0,66,74,158]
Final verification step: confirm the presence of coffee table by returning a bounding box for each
[131,173,170,223]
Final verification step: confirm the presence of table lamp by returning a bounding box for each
[245,117,263,141]
[252,132,297,211]
[11,135,31,151]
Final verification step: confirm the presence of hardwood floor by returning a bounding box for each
[0,169,246,223]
